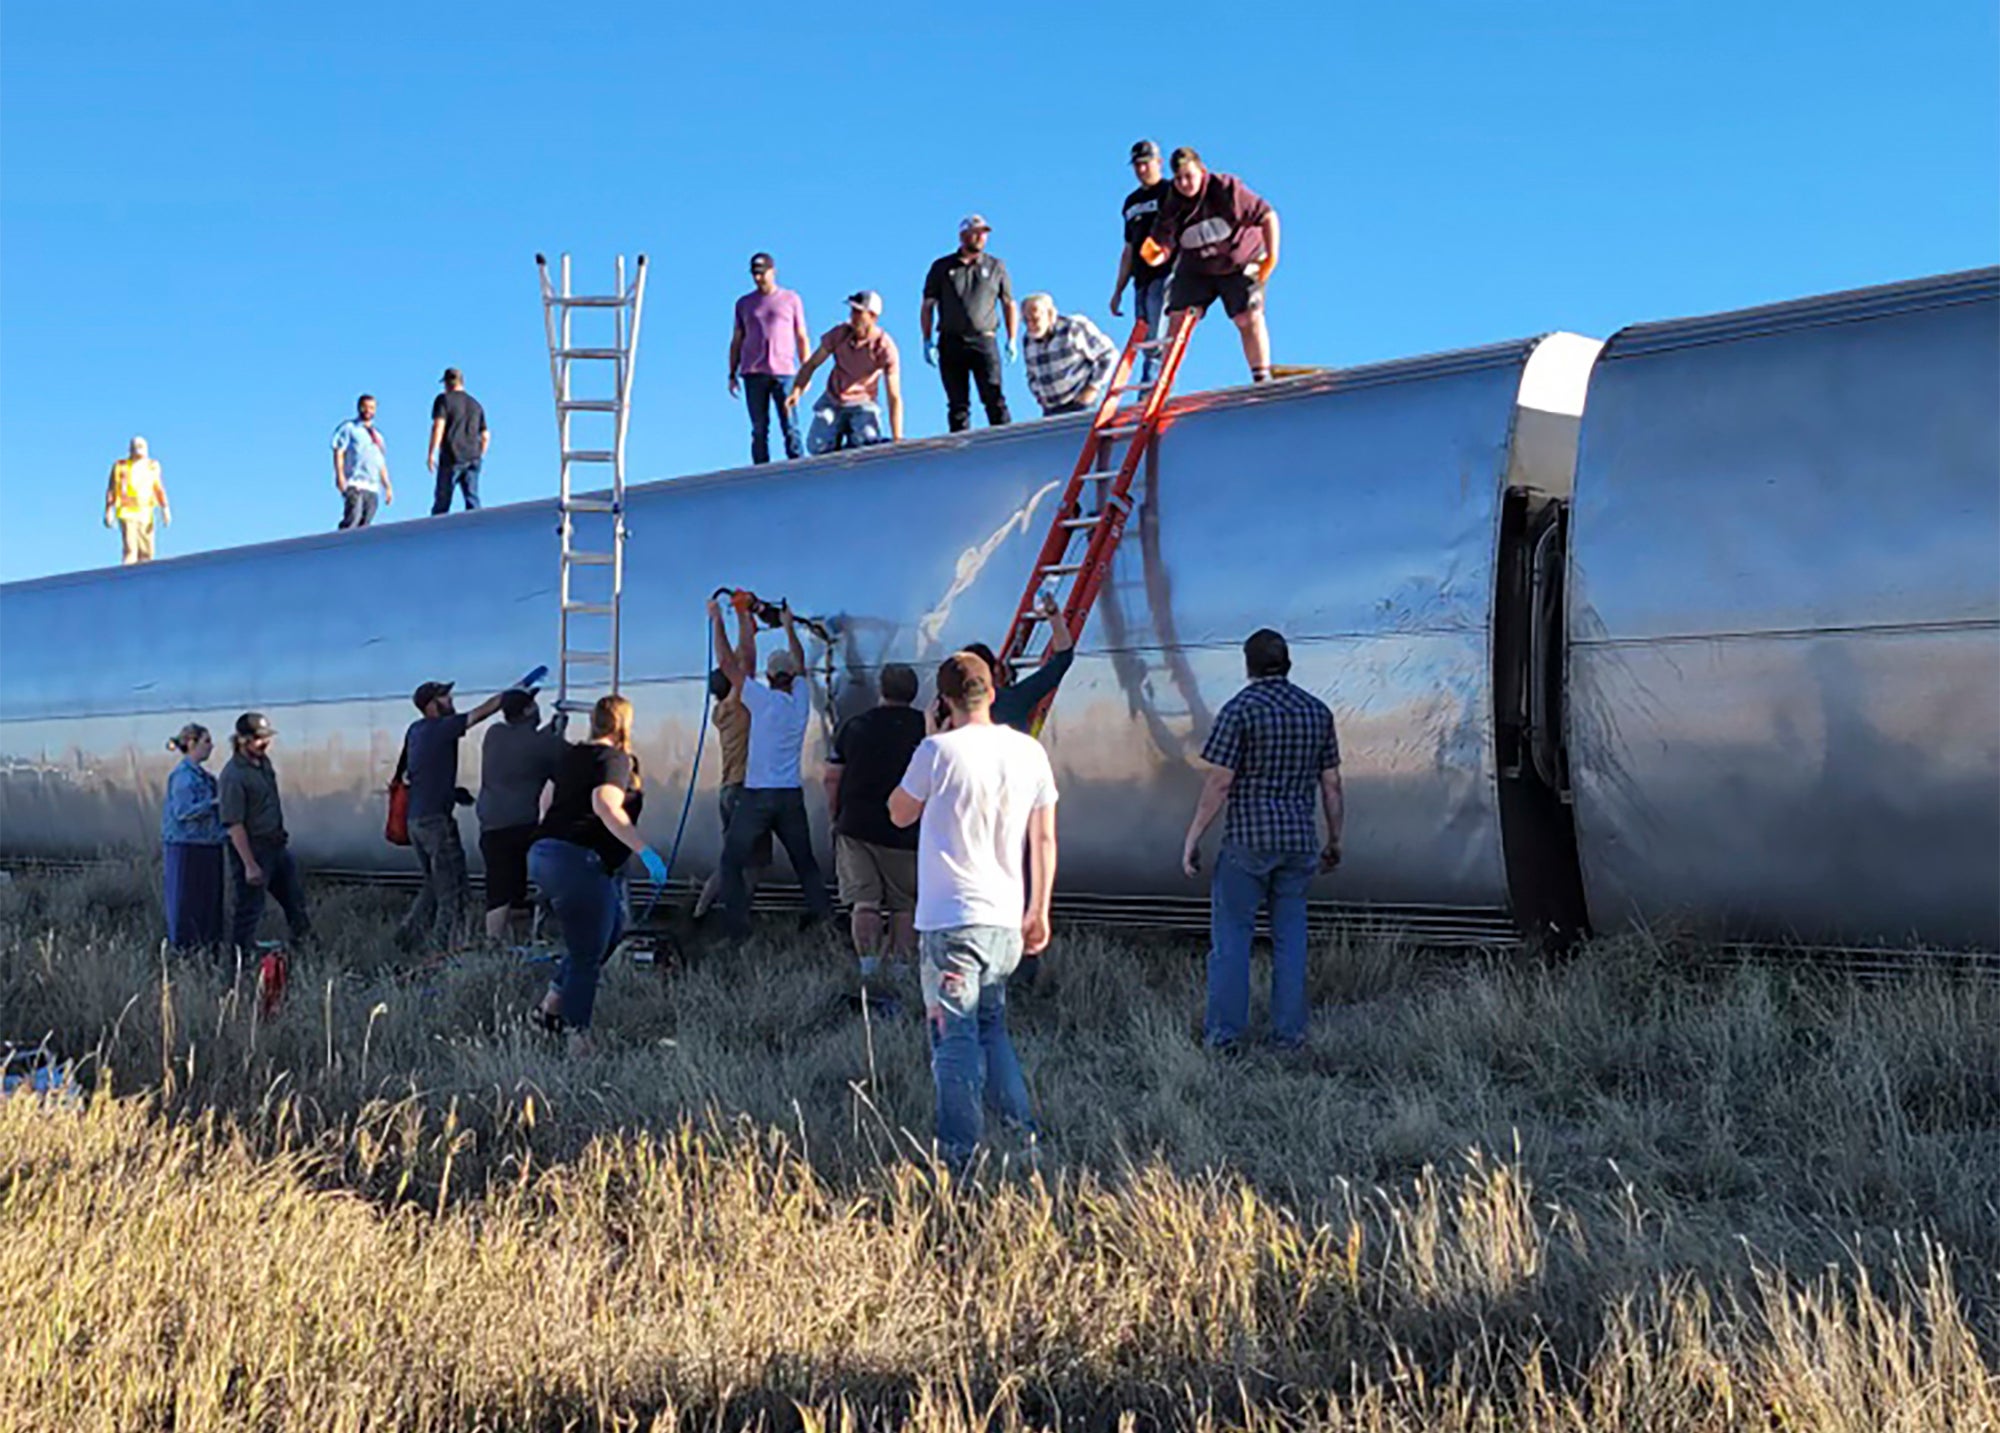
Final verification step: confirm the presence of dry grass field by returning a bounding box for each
[1,864,1995,1431]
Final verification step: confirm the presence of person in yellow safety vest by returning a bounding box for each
[103,436,171,565]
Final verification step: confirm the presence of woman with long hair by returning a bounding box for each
[161,723,226,950]
[528,694,666,1044]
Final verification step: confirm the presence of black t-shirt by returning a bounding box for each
[829,704,926,850]
[538,743,644,872]
[432,389,487,464]
[922,251,1013,337]
[1123,180,1172,286]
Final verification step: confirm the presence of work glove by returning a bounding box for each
[453,786,474,807]
[636,847,668,885]
[923,339,937,367]
[1007,338,1020,364]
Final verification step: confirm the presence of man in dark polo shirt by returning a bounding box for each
[427,367,489,513]
[1110,139,1173,381]
[1145,147,1282,383]
[219,711,313,956]
[396,677,509,954]
[920,214,1017,433]
[823,663,927,993]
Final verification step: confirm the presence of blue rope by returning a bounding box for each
[636,610,714,926]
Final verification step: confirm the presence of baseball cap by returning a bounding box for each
[767,648,802,678]
[1130,139,1161,161]
[958,213,991,233]
[847,290,883,316]
[440,367,462,385]
[749,251,774,272]
[235,711,276,740]
[412,680,455,711]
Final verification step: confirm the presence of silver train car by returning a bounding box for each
[3,269,1994,951]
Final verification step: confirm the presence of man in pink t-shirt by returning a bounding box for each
[788,291,905,455]
[729,252,811,464]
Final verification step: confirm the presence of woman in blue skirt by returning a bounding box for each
[162,723,225,950]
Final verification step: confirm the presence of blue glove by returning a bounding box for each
[636,847,667,885]
[1006,338,1019,364]
[923,339,937,367]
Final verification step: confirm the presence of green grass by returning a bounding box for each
[0,864,1994,1430]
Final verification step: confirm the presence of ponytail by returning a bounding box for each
[167,722,209,755]
[590,694,642,792]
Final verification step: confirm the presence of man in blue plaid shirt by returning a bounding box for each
[1182,628,1344,1050]
[1021,293,1118,416]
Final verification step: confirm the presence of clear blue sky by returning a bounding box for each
[1,2,1993,582]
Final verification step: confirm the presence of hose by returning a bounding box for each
[634,605,716,928]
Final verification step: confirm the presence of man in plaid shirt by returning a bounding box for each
[1181,628,1344,1050]
[1021,293,1118,416]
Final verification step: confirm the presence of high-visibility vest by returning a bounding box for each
[111,458,161,519]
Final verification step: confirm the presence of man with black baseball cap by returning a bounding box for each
[1111,140,1173,382]
[730,252,810,465]
[220,710,313,955]
[395,677,512,954]
[920,214,1017,433]
[427,367,489,514]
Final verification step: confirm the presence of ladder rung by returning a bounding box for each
[563,650,613,665]
[567,551,616,566]
[1059,516,1102,529]
[556,348,625,361]
[1096,422,1142,438]
[563,450,617,464]
[1109,379,1158,396]
[1134,339,1170,352]
[558,399,621,413]
[554,698,601,715]
[563,602,615,616]
[1040,563,1085,576]
[562,497,618,513]
[551,295,629,308]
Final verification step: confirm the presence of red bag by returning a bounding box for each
[385,743,411,846]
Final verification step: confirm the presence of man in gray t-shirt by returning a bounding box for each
[477,689,567,941]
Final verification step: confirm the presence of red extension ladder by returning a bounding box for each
[994,312,1201,732]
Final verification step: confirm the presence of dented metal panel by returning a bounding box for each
[1,340,1559,940]
[1567,269,2000,950]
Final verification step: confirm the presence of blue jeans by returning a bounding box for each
[717,786,830,937]
[163,842,225,950]
[227,840,311,956]
[922,925,1034,1164]
[529,838,624,1029]
[1207,844,1317,1048]
[806,401,885,456]
[433,458,481,514]
[1134,274,1167,382]
[743,373,802,464]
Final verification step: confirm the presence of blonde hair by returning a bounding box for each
[590,694,642,790]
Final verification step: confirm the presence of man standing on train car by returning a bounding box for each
[788,291,904,454]
[729,252,810,464]
[920,214,1017,433]
[331,394,394,529]
[396,678,509,955]
[220,712,313,956]
[427,368,489,513]
[1180,629,1342,1052]
[1110,140,1172,382]
[1145,148,1281,383]
[103,435,170,565]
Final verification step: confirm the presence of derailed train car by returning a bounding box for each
[2,269,1994,951]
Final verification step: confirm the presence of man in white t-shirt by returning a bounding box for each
[889,651,1058,1165]
[711,596,833,937]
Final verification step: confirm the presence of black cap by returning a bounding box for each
[749,251,774,272]
[440,367,462,385]
[235,711,275,740]
[412,680,454,711]
[499,688,538,721]
[1130,139,1161,161]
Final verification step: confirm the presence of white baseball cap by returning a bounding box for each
[767,649,802,678]
[958,213,991,233]
[846,290,883,316]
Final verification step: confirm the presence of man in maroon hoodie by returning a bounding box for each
[1144,147,1282,382]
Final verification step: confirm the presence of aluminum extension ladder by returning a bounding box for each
[536,252,648,717]
[993,311,1201,733]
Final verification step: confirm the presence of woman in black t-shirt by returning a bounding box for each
[527,694,665,1041]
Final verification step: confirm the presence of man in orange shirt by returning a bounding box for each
[103,436,170,565]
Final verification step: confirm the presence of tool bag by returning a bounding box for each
[385,742,411,846]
